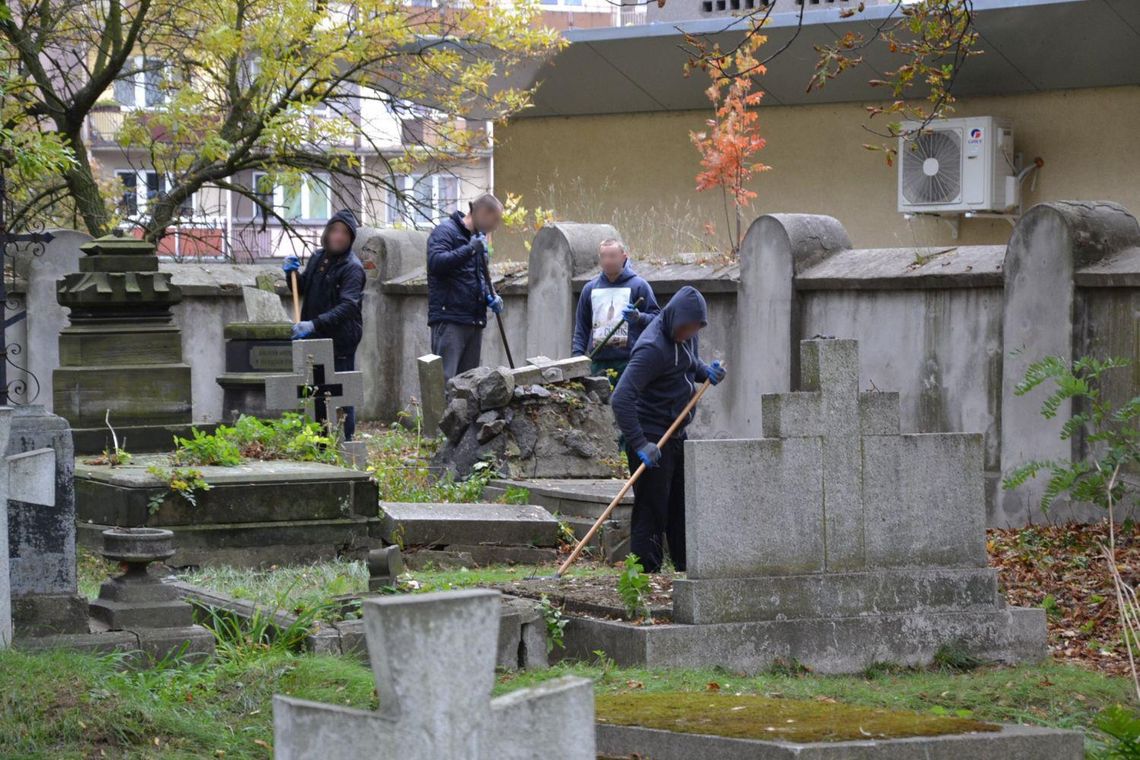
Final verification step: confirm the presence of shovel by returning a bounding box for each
[481,255,515,369]
[552,376,716,578]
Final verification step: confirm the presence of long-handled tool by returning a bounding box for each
[588,297,644,361]
[554,377,715,578]
[290,270,301,323]
[482,256,515,368]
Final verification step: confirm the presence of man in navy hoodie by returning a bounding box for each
[283,209,366,441]
[610,286,726,573]
[426,193,504,380]
[571,239,659,379]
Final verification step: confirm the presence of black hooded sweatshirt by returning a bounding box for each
[611,285,713,452]
[288,209,366,356]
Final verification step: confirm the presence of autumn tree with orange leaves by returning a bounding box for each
[688,34,770,257]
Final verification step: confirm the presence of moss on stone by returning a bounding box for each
[595,692,1000,743]
[224,322,293,340]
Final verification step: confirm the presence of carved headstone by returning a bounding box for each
[274,589,595,760]
[264,339,364,425]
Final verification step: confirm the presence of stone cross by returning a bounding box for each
[0,407,57,647]
[264,339,363,424]
[684,338,987,581]
[274,589,595,760]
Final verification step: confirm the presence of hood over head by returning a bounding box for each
[659,285,708,340]
[322,208,358,252]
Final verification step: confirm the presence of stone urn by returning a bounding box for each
[89,527,188,630]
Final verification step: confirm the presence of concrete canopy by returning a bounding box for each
[508,0,1140,117]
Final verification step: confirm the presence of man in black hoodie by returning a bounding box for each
[426,193,504,380]
[610,285,726,573]
[283,209,366,441]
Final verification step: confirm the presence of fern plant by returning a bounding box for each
[1002,355,1139,512]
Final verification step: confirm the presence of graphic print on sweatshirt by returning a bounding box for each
[591,286,632,350]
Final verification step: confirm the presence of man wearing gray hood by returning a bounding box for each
[610,285,726,573]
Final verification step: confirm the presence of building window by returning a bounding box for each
[384,174,462,229]
[113,56,167,108]
[253,172,332,221]
[115,170,193,219]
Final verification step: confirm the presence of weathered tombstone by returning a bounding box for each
[367,546,404,591]
[0,407,57,648]
[53,233,193,454]
[274,589,594,760]
[664,338,1045,671]
[216,287,294,418]
[6,406,87,636]
[264,339,364,427]
[416,353,445,435]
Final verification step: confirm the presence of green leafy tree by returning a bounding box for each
[1,0,561,240]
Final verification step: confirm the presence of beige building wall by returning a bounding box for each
[493,85,1140,260]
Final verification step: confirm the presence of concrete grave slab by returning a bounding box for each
[378,502,561,547]
[273,589,594,760]
[596,722,1083,760]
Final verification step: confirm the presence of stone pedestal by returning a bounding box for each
[53,234,193,454]
[216,322,293,418]
[89,527,214,661]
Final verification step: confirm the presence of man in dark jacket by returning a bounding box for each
[610,285,726,573]
[571,239,659,379]
[426,193,504,380]
[283,208,366,441]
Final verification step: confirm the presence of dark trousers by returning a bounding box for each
[624,439,686,573]
[431,322,483,381]
[315,354,356,441]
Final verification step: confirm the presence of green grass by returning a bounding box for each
[0,648,1130,758]
[177,560,619,616]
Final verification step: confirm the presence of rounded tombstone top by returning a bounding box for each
[100,527,176,564]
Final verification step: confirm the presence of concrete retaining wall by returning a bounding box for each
[13,200,1140,526]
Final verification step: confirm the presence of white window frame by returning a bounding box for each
[256,172,332,222]
[385,173,460,229]
[115,55,169,109]
[114,169,194,218]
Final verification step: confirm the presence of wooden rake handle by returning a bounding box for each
[555,377,715,577]
[291,270,301,324]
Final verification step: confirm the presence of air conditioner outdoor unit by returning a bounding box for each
[897,116,1017,215]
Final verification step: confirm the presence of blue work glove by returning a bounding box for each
[706,360,726,386]
[636,443,661,468]
[471,233,487,255]
[283,255,301,273]
[622,303,640,324]
[486,293,504,315]
[291,320,315,340]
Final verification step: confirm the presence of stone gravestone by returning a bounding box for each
[6,406,88,636]
[264,339,367,464]
[265,339,364,426]
[274,589,594,760]
[416,353,445,435]
[216,287,294,418]
[0,407,57,648]
[666,338,1046,672]
[53,233,193,454]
